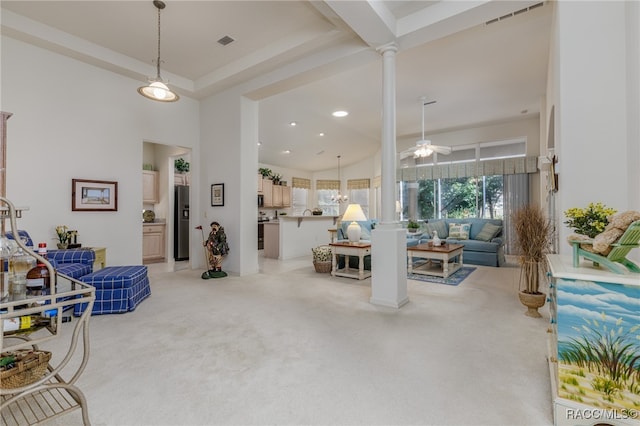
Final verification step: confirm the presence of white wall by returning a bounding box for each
[552,1,639,255]
[199,90,260,275]
[1,36,200,266]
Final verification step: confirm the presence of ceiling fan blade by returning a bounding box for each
[398,149,415,160]
[432,145,452,155]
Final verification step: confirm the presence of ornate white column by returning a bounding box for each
[370,43,408,308]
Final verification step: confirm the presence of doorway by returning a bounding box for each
[143,142,192,272]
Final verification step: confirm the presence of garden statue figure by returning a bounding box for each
[203,221,229,279]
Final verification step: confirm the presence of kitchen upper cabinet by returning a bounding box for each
[282,186,291,207]
[143,170,159,204]
[262,178,273,207]
[257,177,291,208]
[272,185,283,207]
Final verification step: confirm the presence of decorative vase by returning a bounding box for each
[57,243,68,249]
[518,291,546,318]
[432,230,441,246]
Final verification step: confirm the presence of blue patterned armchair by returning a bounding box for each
[6,230,95,279]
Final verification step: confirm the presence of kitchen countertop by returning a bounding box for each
[279,215,339,219]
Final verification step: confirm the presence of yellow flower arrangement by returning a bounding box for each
[564,202,617,238]
[55,225,69,244]
[55,225,77,245]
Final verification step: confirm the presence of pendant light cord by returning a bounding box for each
[421,102,425,140]
[155,4,162,80]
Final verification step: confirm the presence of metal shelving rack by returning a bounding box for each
[1,198,96,425]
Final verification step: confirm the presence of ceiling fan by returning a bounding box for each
[399,97,452,160]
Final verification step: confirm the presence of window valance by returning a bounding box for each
[347,178,370,190]
[398,156,539,181]
[316,179,340,190]
[292,177,311,189]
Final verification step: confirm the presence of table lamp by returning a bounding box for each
[342,204,367,243]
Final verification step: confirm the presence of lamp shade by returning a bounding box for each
[342,204,367,222]
[138,80,179,102]
[342,204,367,243]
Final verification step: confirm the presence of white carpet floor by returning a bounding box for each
[38,254,553,426]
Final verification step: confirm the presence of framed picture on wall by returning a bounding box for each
[72,179,118,211]
[211,183,224,207]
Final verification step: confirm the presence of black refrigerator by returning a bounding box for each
[174,185,190,261]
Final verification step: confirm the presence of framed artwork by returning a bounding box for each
[211,183,224,207]
[72,179,118,211]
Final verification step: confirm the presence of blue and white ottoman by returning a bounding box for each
[74,266,151,316]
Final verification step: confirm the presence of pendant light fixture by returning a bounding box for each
[331,155,348,203]
[138,0,179,102]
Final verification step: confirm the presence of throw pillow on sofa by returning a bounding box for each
[426,221,448,239]
[475,222,502,242]
[448,223,471,240]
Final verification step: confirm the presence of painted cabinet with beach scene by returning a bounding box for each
[546,255,640,426]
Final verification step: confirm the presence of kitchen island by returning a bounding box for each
[263,215,339,260]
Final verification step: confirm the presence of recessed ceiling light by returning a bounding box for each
[289,121,297,127]
[283,150,291,154]
[257,141,262,146]
[319,132,325,137]
[332,110,348,118]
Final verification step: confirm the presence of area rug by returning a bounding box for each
[407,266,477,286]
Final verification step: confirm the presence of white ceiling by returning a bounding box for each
[1,1,552,172]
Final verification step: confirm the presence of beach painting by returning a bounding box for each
[72,179,118,211]
[556,278,640,413]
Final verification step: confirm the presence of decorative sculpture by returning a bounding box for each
[199,221,229,279]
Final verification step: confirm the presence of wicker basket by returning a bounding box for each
[313,261,332,273]
[0,349,52,389]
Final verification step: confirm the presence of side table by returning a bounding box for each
[330,241,371,280]
[89,247,106,271]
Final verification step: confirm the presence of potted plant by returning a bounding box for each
[258,167,272,179]
[511,204,553,318]
[311,245,332,273]
[407,219,420,233]
[271,173,282,185]
[55,225,69,249]
[175,158,190,173]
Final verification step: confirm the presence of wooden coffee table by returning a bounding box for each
[407,243,464,278]
[330,241,372,280]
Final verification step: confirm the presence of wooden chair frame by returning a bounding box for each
[571,220,640,274]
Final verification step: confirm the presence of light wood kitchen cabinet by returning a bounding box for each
[272,185,282,207]
[175,173,189,186]
[142,170,159,204]
[263,222,280,259]
[143,223,166,263]
[262,178,273,207]
[282,185,291,207]
[257,177,291,208]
